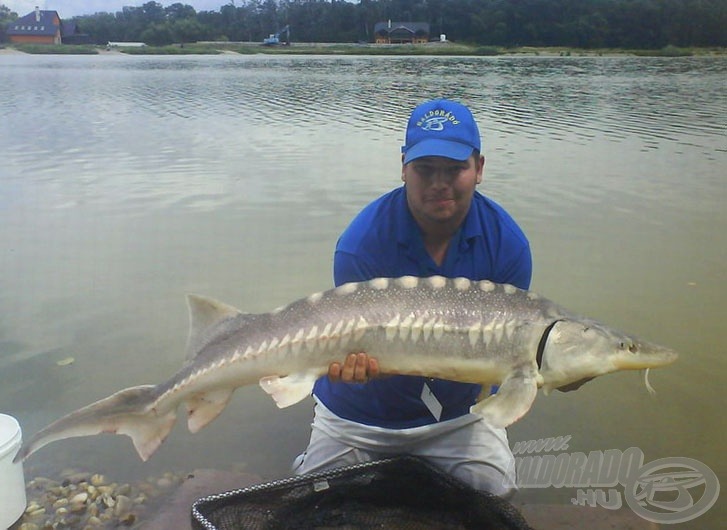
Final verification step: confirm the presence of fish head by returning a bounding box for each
[539,319,679,393]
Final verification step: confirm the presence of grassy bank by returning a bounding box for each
[116,44,222,55]
[221,41,483,56]
[11,43,99,54]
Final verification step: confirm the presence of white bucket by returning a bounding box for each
[0,414,26,529]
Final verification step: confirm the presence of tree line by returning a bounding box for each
[2,0,725,48]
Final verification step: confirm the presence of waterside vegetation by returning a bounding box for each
[1,0,726,51]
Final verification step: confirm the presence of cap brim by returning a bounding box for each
[403,139,474,164]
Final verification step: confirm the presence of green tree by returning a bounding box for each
[166,3,198,21]
[142,1,166,24]
[171,17,209,43]
[78,12,124,44]
[64,0,727,49]
[1,3,18,43]
[140,22,174,45]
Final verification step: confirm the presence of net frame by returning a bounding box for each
[191,456,533,530]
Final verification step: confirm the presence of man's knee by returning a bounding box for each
[449,461,518,499]
[294,444,379,476]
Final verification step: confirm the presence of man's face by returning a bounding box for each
[402,154,484,230]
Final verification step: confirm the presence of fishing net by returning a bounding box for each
[191,456,534,530]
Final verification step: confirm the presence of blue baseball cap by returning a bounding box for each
[401,99,481,164]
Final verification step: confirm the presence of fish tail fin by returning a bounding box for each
[15,385,176,463]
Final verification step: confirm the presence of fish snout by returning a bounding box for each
[613,342,679,370]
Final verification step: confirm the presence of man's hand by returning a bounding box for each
[328,353,380,383]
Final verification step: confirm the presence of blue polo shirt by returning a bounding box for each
[312,186,532,429]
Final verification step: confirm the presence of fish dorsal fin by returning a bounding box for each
[186,294,242,360]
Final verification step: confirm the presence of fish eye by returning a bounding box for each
[629,344,639,353]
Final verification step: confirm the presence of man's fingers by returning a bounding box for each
[340,353,358,382]
[328,362,342,382]
[329,353,378,383]
[367,357,380,379]
[353,353,369,381]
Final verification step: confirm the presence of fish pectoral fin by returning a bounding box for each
[470,369,539,428]
[259,373,318,408]
[185,388,236,433]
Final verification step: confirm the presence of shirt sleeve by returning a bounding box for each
[333,250,378,287]
[500,245,533,291]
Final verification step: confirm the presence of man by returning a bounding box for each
[294,99,532,497]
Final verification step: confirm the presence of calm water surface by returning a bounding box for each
[0,53,724,527]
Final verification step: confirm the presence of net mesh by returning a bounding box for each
[191,456,534,530]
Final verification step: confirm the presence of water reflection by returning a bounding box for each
[0,53,724,528]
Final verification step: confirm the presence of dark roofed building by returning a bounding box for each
[60,20,91,45]
[7,7,62,45]
[374,21,430,44]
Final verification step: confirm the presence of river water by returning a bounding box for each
[0,53,724,527]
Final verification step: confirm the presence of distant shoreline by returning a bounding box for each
[2,42,725,57]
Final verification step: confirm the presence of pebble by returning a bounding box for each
[15,468,185,529]
[156,477,173,489]
[71,491,89,504]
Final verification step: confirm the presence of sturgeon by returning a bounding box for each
[16,276,678,463]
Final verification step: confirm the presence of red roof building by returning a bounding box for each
[7,7,62,45]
